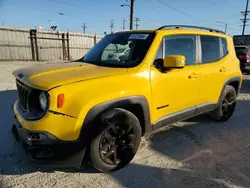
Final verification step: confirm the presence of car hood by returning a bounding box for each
[12,62,127,91]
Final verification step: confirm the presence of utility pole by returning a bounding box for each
[82,23,87,34]
[122,18,126,30]
[110,20,114,33]
[130,0,134,30]
[241,0,250,35]
[134,17,140,30]
[120,0,134,30]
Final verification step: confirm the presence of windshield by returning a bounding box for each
[82,32,155,67]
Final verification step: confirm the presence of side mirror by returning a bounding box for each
[163,55,185,69]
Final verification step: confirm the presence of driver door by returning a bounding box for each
[151,35,201,125]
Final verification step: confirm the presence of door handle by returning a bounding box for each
[219,67,227,72]
[188,72,199,79]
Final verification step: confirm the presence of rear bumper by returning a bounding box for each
[12,117,86,168]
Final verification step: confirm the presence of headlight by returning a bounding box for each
[39,91,49,111]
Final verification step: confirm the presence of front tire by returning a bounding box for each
[209,85,236,121]
[89,108,142,172]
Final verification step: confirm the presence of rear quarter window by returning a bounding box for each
[200,36,228,64]
[221,38,228,57]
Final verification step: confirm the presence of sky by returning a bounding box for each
[0,0,247,35]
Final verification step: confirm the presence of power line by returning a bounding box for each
[46,0,86,9]
[24,0,111,16]
[213,24,240,32]
[45,0,111,14]
[152,0,240,31]
[220,0,234,3]
[222,14,241,21]
[28,7,78,17]
[205,0,221,7]
[155,0,240,33]
[156,0,215,26]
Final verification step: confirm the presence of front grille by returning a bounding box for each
[16,80,32,111]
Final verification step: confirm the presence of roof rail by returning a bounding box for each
[157,25,225,34]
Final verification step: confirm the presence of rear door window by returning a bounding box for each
[200,36,220,63]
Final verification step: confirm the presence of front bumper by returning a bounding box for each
[12,117,86,168]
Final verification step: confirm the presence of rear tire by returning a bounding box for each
[209,85,236,122]
[89,108,141,172]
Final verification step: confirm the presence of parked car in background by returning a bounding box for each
[234,45,250,74]
[233,35,250,46]
[12,25,242,173]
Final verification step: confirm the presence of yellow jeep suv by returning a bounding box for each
[12,25,242,172]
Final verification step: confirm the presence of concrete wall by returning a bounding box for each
[0,26,103,61]
[0,27,32,61]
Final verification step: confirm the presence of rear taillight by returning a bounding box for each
[246,55,250,60]
[239,54,249,60]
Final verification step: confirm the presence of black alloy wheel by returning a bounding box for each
[89,108,141,172]
[99,120,136,166]
[209,85,237,122]
[220,90,236,121]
